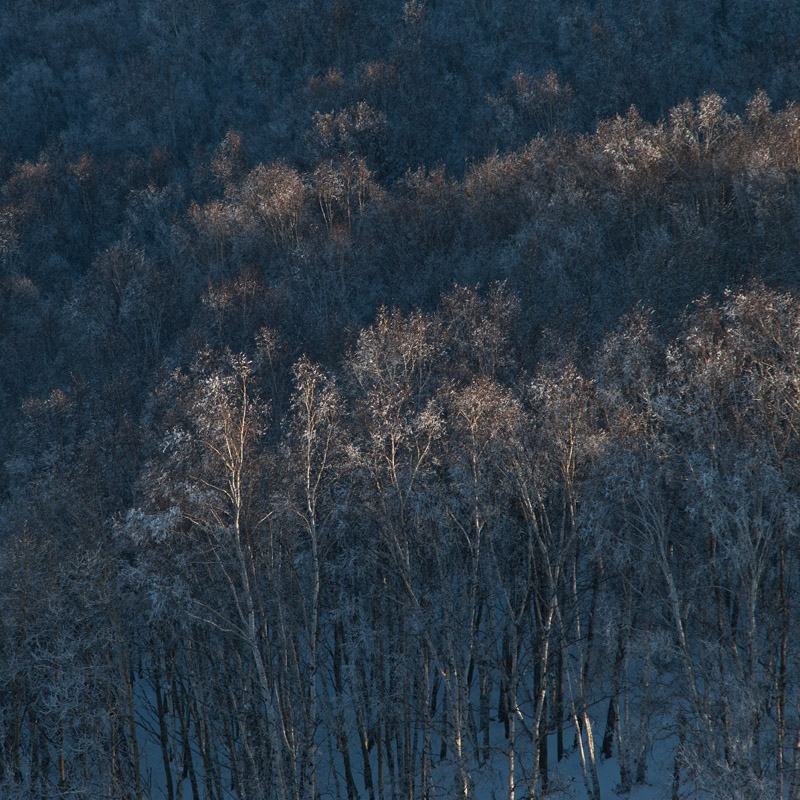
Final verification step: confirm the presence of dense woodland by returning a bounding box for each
[2,1,800,798]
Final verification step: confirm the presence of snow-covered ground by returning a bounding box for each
[134,665,682,800]
[535,738,673,800]
[466,719,676,800]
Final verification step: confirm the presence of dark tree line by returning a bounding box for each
[3,1,800,798]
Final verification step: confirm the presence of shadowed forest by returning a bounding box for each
[2,1,800,798]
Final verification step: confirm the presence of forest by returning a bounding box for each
[2,1,800,798]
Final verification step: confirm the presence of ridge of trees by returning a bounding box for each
[3,282,800,799]
[3,1,800,798]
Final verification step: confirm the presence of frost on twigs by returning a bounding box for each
[117,506,182,544]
